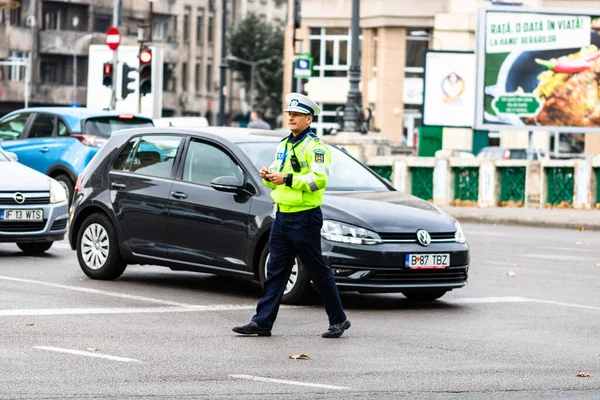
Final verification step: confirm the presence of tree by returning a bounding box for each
[229,14,284,118]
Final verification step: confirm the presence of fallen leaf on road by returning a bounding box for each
[578,226,585,231]
[507,271,516,277]
[511,263,517,267]
[596,264,600,267]
[576,242,589,246]
[87,348,99,352]
[289,354,311,360]
[25,323,35,327]
[577,372,590,377]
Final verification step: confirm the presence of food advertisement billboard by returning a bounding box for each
[475,6,600,133]
[422,51,476,128]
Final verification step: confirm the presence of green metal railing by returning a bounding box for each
[498,166,526,206]
[369,165,392,182]
[546,167,574,207]
[454,167,479,205]
[410,167,434,201]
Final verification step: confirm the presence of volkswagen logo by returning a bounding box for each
[416,229,431,246]
[13,192,25,204]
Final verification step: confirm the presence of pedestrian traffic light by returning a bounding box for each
[121,63,136,100]
[138,46,153,96]
[102,62,113,87]
[293,0,302,29]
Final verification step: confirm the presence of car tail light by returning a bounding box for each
[75,173,84,192]
[118,114,134,119]
[72,134,107,147]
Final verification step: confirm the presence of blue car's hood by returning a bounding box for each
[0,162,51,191]
[322,190,456,233]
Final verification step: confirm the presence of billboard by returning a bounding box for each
[475,6,600,133]
[422,51,476,128]
[86,45,164,119]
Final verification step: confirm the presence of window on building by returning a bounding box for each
[309,27,351,78]
[181,62,188,90]
[0,9,5,25]
[9,7,20,26]
[43,9,60,30]
[41,62,58,83]
[311,102,344,136]
[183,11,190,42]
[405,29,430,75]
[196,13,203,43]
[372,31,378,78]
[195,63,201,92]
[206,63,212,92]
[152,18,169,41]
[208,16,214,43]
[8,51,28,82]
[94,15,111,33]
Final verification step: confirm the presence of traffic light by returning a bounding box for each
[121,63,136,100]
[293,0,302,29]
[102,62,113,87]
[138,46,153,96]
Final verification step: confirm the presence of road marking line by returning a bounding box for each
[518,253,599,262]
[33,346,141,363]
[449,296,531,304]
[0,304,261,317]
[230,374,350,390]
[530,299,600,312]
[0,275,197,307]
[535,245,600,254]
[53,242,71,249]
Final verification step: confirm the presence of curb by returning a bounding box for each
[448,213,600,231]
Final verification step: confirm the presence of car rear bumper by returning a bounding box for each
[0,202,68,243]
[323,240,470,293]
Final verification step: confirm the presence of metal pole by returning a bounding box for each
[218,0,228,126]
[250,62,255,112]
[110,0,121,110]
[72,52,77,105]
[25,60,30,108]
[295,40,302,93]
[341,0,363,132]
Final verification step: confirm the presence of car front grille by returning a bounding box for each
[0,192,51,205]
[379,232,456,243]
[50,218,68,231]
[0,220,47,233]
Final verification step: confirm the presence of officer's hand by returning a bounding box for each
[266,171,285,185]
[259,167,271,179]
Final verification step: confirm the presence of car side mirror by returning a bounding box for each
[6,152,18,162]
[211,176,245,194]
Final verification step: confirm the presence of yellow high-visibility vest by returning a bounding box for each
[264,131,331,213]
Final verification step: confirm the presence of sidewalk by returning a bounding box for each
[443,206,600,231]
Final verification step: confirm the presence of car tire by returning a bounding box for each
[53,174,74,204]
[17,242,53,254]
[77,213,127,280]
[402,290,448,301]
[258,243,311,305]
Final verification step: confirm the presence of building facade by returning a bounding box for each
[0,0,287,123]
[282,0,599,156]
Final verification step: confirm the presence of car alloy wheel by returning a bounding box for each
[81,223,110,270]
[264,253,299,296]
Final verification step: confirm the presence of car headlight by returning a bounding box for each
[455,220,466,243]
[50,179,68,203]
[321,220,382,245]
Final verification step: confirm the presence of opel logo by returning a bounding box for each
[416,229,431,246]
[13,192,25,204]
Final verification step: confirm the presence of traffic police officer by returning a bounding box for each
[233,93,351,338]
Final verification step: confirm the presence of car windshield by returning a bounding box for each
[238,142,390,192]
[84,117,154,138]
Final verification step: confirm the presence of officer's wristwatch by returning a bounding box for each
[284,174,293,187]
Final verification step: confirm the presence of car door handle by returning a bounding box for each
[111,183,127,190]
[171,191,188,199]
[39,147,50,153]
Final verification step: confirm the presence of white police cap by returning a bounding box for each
[284,92,321,116]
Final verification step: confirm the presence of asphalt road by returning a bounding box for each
[1,223,599,399]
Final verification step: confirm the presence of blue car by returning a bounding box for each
[0,107,154,202]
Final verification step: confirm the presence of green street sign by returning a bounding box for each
[294,54,313,78]
[492,94,542,116]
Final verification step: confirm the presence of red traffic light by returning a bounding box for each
[139,49,152,64]
[104,64,112,74]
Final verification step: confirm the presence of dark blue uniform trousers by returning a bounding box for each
[252,207,347,329]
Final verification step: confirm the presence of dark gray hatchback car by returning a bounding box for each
[68,127,469,303]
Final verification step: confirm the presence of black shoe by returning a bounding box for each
[322,319,351,338]
[232,321,272,336]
